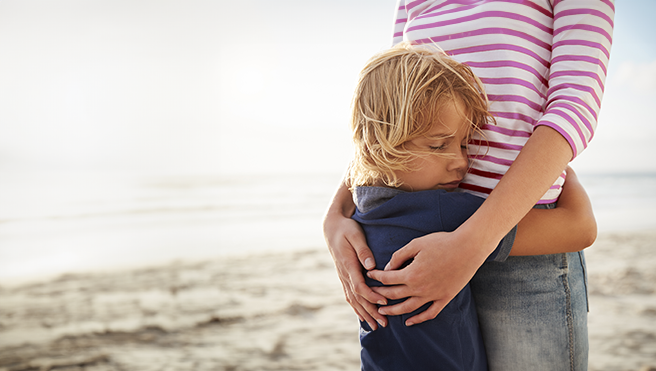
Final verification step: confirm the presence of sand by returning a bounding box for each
[1,231,655,371]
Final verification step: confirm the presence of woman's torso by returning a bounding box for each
[393,0,613,203]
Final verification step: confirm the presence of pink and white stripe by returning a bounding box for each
[392,0,614,203]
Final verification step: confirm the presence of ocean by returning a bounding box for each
[1,171,654,286]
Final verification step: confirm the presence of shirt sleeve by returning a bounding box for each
[537,0,615,158]
[391,0,408,46]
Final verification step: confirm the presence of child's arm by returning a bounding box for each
[510,166,596,256]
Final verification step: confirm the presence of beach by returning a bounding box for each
[1,230,655,371]
[0,0,654,368]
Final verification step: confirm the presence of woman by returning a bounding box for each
[323,1,614,370]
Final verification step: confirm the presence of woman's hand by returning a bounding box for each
[323,182,389,330]
[367,227,495,326]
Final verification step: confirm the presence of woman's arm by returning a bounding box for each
[511,166,597,256]
[323,180,388,330]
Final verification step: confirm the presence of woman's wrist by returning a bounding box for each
[454,213,505,259]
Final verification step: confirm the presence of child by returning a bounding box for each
[347,42,596,371]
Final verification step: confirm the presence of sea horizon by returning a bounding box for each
[1,170,654,286]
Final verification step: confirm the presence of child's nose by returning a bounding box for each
[449,148,469,171]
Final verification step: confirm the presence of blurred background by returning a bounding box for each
[1,0,654,285]
[0,1,655,370]
[0,0,395,284]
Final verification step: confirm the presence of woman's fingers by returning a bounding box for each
[366,269,406,286]
[345,225,377,271]
[370,284,410,300]
[404,301,448,326]
[377,296,425,316]
[339,249,387,307]
[324,212,389,327]
[342,281,384,330]
[334,255,386,325]
[339,268,388,328]
[384,242,419,271]
[340,224,387,306]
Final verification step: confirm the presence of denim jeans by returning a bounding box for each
[470,205,589,371]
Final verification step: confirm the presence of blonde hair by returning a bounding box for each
[347,42,493,189]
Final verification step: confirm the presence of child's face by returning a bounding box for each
[393,99,471,192]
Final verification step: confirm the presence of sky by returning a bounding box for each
[0,0,654,176]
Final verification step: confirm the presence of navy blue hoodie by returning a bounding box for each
[352,187,515,371]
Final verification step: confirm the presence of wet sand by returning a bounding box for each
[1,231,655,371]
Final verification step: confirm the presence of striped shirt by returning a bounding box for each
[392,0,614,203]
